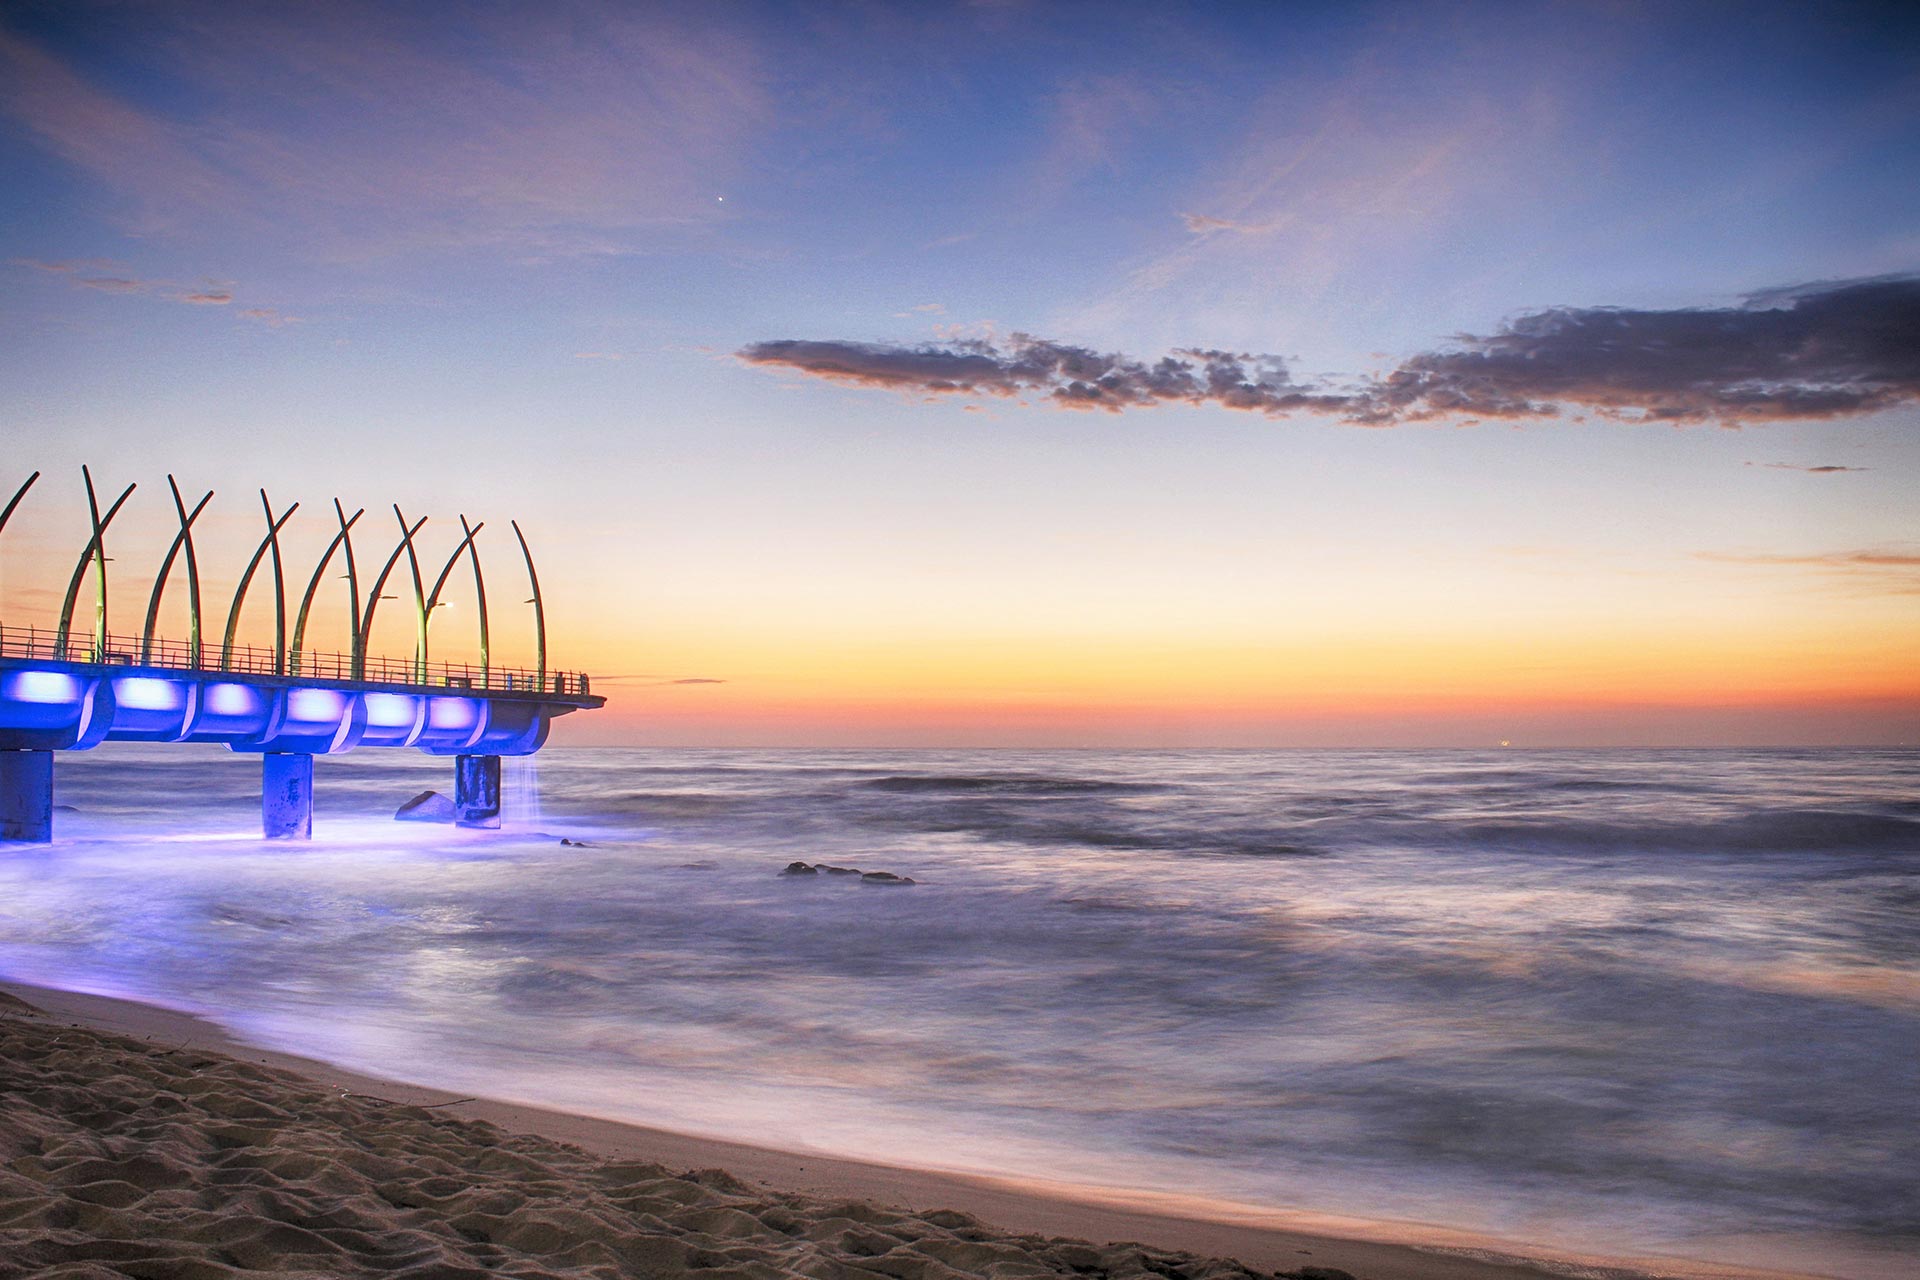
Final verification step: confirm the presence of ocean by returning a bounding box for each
[2,745,1915,1278]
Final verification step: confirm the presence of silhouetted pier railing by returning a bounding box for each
[0,623,590,698]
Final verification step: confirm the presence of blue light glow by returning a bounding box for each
[287,688,347,722]
[115,677,183,711]
[205,683,258,716]
[363,693,418,728]
[428,697,479,730]
[7,670,82,704]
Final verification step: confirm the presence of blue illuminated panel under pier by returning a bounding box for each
[0,657,603,841]
[0,663,594,756]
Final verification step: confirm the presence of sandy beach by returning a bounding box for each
[1,978,1840,1280]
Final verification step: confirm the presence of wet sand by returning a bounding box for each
[0,980,1827,1280]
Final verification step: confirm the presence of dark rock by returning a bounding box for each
[53,804,79,813]
[780,861,819,876]
[1278,1269,1357,1280]
[559,838,594,847]
[860,871,916,885]
[395,791,455,822]
[817,864,863,876]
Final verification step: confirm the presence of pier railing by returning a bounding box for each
[0,623,591,698]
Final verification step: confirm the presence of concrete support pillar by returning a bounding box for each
[454,754,500,829]
[263,752,313,840]
[0,750,54,843]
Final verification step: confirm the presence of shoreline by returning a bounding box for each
[0,977,1842,1280]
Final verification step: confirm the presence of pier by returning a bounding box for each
[0,469,603,841]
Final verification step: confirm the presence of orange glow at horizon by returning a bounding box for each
[554,610,1920,748]
[5,478,1916,749]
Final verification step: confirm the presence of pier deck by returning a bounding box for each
[0,626,602,841]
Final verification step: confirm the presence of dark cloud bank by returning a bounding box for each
[739,276,1920,426]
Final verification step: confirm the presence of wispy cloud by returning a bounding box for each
[741,276,1920,426]
[1017,74,1162,214]
[1751,462,1871,474]
[0,4,769,257]
[239,306,299,328]
[0,30,233,235]
[1067,19,1576,350]
[1706,550,1920,569]
[14,257,234,306]
[1701,547,1920,595]
[593,674,728,687]
[1177,212,1283,236]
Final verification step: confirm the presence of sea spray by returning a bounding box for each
[504,754,542,828]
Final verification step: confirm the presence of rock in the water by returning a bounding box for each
[780,861,819,876]
[860,871,916,886]
[817,864,863,876]
[1280,1269,1356,1280]
[395,791,455,823]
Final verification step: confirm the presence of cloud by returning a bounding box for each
[1752,462,1870,473]
[1178,212,1280,236]
[0,5,768,257]
[591,674,728,687]
[1069,25,1550,347]
[1700,546,1920,596]
[1032,76,1158,187]
[1707,550,1920,569]
[239,306,298,327]
[14,257,234,306]
[0,29,233,233]
[1362,276,1920,425]
[739,334,1363,416]
[740,276,1920,426]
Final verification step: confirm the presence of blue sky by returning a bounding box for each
[2,0,1916,745]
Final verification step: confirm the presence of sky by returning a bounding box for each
[1,0,1916,748]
